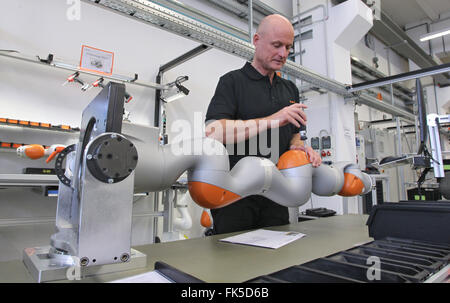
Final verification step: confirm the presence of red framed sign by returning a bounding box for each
[79,45,114,75]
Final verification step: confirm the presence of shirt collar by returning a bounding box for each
[242,62,279,83]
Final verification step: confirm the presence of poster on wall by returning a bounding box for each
[79,45,114,75]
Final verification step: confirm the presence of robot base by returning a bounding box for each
[23,246,147,283]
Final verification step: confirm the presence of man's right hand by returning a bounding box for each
[266,103,308,128]
[205,103,308,144]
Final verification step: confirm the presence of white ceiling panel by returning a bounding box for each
[380,0,450,27]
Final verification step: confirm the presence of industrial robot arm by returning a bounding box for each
[15,122,372,209]
[21,82,373,281]
[123,123,372,209]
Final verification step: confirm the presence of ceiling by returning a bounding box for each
[380,0,450,28]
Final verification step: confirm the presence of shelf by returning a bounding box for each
[372,155,430,170]
[405,182,439,189]
[0,174,59,187]
[0,120,79,133]
[351,56,414,97]
[0,51,169,91]
[351,63,414,104]
[0,124,79,150]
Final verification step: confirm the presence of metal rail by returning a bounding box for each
[0,51,168,90]
[83,0,350,95]
[82,0,417,119]
[356,93,415,123]
[155,44,211,127]
[151,0,250,41]
[348,62,450,93]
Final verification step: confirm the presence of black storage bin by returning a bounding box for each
[406,187,442,201]
[366,202,450,245]
[244,203,450,283]
[154,261,205,283]
[362,180,384,214]
[246,265,361,283]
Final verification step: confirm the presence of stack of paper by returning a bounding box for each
[219,229,306,249]
[109,271,173,283]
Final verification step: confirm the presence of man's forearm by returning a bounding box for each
[206,118,273,144]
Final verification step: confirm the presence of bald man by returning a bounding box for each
[205,14,321,235]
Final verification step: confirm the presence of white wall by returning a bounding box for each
[350,30,415,122]
[351,36,410,79]
[425,85,450,115]
[0,0,247,243]
[1,0,203,127]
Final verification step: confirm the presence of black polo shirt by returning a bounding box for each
[206,62,300,168]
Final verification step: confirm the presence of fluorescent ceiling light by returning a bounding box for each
[420,28,450,42]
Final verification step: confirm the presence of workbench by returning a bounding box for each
[0,215,371,283]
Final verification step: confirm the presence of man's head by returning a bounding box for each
[252,14,294,75]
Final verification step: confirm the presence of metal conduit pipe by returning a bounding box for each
[293,1,334,137]
[205,0,264,25]
[83,0,414,120]
[291,3,329,23]
[156,0,249,39]
[324,0,333,138]
[248,0,253,39]
[250,0,287,17]
[291,4,328,86]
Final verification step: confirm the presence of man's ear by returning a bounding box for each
[253,33,259,46]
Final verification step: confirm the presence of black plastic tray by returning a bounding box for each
[246,265,362,283]
[154,261,205,283]
[245,237,449,283]
[366,202,450,244]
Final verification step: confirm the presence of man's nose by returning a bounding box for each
[278,47,288,59]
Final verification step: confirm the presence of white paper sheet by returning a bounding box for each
[109,270,173,283]
[219,229,306,249]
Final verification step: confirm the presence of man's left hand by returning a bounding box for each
[290,145,322,167]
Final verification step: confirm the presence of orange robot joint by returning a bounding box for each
[188,181,241,209]
[338,173,365,196]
